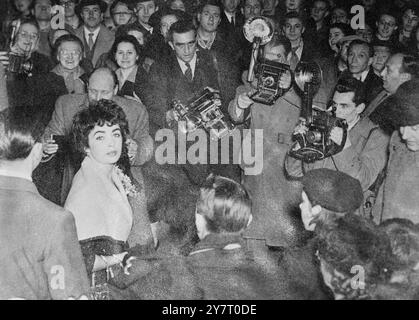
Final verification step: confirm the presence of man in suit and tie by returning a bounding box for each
[0,111,90,300]
[74,0,115,67]
[218,0,244,40]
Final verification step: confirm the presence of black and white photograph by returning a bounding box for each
[1,0,419,304]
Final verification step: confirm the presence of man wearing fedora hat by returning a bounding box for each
[74,0,115,67]
[375,77,419,224]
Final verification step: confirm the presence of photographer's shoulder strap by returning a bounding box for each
[361,90,390,120]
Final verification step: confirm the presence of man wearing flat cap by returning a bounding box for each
[299,168,364,232]
[375,78,419,224]
[74,0,115,66]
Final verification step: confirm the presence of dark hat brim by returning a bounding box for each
[75,0,108,16]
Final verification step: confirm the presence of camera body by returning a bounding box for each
[7,51,33,76]
[290,107,348,163]
[172,87,235,140]
[250,60,290,105]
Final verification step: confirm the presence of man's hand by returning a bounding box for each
[166,109,177,123]
[330,127,351,149]
[237,92,254,109]
[293,119,309,135]
[43,139,59,155]
[0,51,10,67]
[126,138,138,163]
[279,70,292,90]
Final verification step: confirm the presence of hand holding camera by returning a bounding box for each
[0,51,10,67]
[43,138,59,156]
[279,70,292,90]
[237,92,254,109]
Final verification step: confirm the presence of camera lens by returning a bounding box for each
[306,131,322,143]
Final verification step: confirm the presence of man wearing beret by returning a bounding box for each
[299,168,364,231]
[375,78,419,224]
[74,0,115,67]
[286,76,390,193]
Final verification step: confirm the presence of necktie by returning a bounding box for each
[231,15,235,26]
[289,47,299,71]
[88,33,94,50]
[185,62,193,81]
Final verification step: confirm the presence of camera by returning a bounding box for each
[290,107,348,163]
[172,87,235,140]
[250,60,290,105]
[7,51,33,75]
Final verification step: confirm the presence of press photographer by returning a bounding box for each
[285,76,389,193]
[228,31,307,266]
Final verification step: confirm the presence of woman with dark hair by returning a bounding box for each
[111,34,148,101]
[65,100,154,289]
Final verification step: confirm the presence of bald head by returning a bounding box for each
[88,68,117,102]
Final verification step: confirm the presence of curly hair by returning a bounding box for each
[71,99,131,173]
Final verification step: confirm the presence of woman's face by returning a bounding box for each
[112,2,133,26]
[115,42,138,69]
[86,124,122,165]
[16,23,39,54]
[127,30,145,46]
[329,27,344,52]
[57,41,82,70]
[331,8,348,24]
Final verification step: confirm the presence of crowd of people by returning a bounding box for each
[1,0,419,300]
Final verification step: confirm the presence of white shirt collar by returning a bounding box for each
[224,11,235,23]
[0,169,32,182]
[84,26,100,44]
[287,40,304,61]
[140,22,153,34]
[354,69,370,82]
[177,53,197,78]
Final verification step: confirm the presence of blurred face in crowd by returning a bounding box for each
[135,1,156,25]
[382,53,409,94]
[81,5,103,30]
[283,18,304,43]
[169,30,197,63]
[372,45,391,75]
[14,0,32,14]
[16,23,39,54]
[285,0,302,12]
[222,0,240,13]
[331,7,348,24]
[264,44,287,63]
[356,25,373,43]
[170,0,185,11]
[262,0,278,13]
[160,14,178,39]
[112,2,133,26]
[198,5,221,33]
[34,0,52,22]
[244,0,262,20]
[57,40,82,71]
[402,9,419,32]
[376,14,398,40]
[59,0,77,18]
[88,71,116,102]
[347,43,372,76]
[127,29,145,46]
[329,27,345,53]
[311,0,328,23]
[115,42,139,70]
[330,91,365,125]
[400,124,419,151]
[86,124,123,165]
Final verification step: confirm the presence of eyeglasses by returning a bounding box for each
[82,8,101,15]
[18,32,39,41]
[59,50,81,58]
